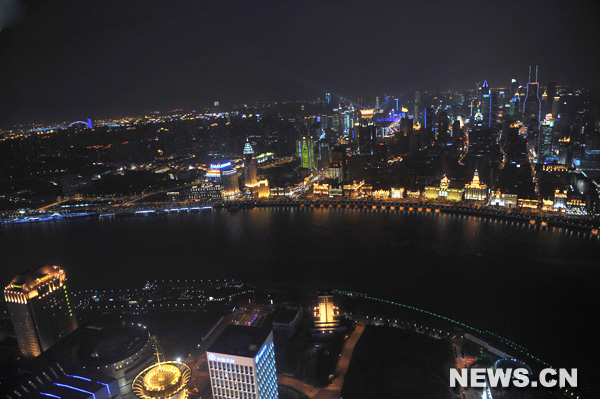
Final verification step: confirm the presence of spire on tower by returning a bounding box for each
[243,137,254,155]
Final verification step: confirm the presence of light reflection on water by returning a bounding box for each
[1,208,598,372]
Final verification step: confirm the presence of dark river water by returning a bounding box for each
[1,208,599,381]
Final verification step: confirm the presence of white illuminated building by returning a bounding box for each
[207,326,278,399]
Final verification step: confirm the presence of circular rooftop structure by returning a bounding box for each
[132,361,191,399]
[77,325,149,366]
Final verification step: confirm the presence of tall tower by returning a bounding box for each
[243,138,258,187]
[523,65,542,125]
[358,109,376,155]
[414,91,421,126]
[207,326,278,399]
[297,136,315,169]
[480,80,493,128]
[4,265,78,357]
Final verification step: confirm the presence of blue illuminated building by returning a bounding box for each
[5,366,119,399]
[207,325,278,399]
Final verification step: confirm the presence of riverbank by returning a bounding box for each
[2,199,599,238]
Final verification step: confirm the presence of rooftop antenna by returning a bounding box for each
[149,334,163,370]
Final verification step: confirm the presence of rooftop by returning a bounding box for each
[76,325,148,366]
[273,308,300,325]
[5,265,65,293]
[207,325,271,358]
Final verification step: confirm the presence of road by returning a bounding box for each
[276,323,366,399]
[184,311,239,398]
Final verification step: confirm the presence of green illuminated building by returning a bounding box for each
[297,136,315,169]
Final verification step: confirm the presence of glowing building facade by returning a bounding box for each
[132,346,192,399]
[390,187,404,199]
[206,162,242,200]
[5,367,119,399]
[257,179,270,198]
[490,190,518,208]
[312,292,341,335]
[553,189,567,210]
[358,109,376,155]
[244,139,258,187]
[424,175,464,202]
[4,265,78,357]
[207,326,278,399]
[297,137,315,169]
[464,170,489,201]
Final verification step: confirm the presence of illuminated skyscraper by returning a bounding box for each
[4,265,78,357]
[207,325,278,399]
[297,136,316,169]
[480,80,494,128]
[523,65,542,125]
[358,109,376,155]
[222,168,241,200]
[414,91,421,126]
[538,121,555,163]
[244,139,258,186]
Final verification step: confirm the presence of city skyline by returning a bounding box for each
[1,0,600,125]
[1,2,599,398]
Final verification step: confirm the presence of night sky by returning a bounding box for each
[1,0,599,125]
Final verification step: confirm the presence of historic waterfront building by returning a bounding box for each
[424,175,464,202]
[464,170,489,201]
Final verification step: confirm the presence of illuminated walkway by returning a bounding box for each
[333,289,553,371]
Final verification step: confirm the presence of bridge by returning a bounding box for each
[68,118,93,128]
[27,118,93,133]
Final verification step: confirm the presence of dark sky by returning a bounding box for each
[1,0,599,126]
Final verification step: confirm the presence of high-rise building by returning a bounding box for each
[207,325,278,399]
[244,139,258,187]
[414,91,421,126]
[538,121,555,163]
[358,109,376,155]
[523,65,542,125]
[545,82,556,114]
[222,168,241,200]
[452,120,463,146]
[480,80,494,129]
[318,140,330,165]
[297,136,315,169]
[312,291,341,334]
[4,265,78,357]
